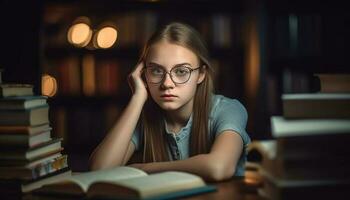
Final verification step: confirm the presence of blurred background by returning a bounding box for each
[0,0,348,171]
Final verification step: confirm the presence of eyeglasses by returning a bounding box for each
[144,65,201,84]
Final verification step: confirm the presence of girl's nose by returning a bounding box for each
[161,73,175,89]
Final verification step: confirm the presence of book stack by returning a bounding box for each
[0,83,71,196]
[249,74,350,200]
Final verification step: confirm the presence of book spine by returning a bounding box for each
[0,155,68,180]
[31,155,68,180]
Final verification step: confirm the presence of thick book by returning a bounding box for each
[0,155,68,180]
[0,123,51,135]
[271,116,350,158]
[0,105,49,126]
[0,130,51,148]
[0,167,71,193]
[258,168,350,200]
[0,84,34,97]
[247,140,350,180]
[315,73,350,93]
[34,166,216,200]
[0,96,47,110]
[0,138,63,160]
[271,116,350,137]
[0,152,62,167]
[282,93,350,118]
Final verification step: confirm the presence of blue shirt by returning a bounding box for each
[131,94,251,176]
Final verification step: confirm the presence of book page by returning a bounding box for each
[71,166,147,192]
[39,166,147,194]
[90,171,205,199]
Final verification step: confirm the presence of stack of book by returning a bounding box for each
[0,83,71,195]
[248,74,350,200]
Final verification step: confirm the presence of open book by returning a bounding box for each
[34,166,216,200]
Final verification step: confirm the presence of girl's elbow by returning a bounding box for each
[208,162,235,182]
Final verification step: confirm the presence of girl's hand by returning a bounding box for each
[128,163,148,171]
[128,62,148,101]
[128,162,161,174]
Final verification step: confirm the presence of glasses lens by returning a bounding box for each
[171,66,191,84]
[146,66,164,83]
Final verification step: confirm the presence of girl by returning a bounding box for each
[89,22,250,181]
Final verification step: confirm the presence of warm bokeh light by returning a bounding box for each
[67,23,92,47]
[42,74,57,97]
[94,26,117,49]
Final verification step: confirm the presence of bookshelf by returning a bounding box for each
[256,0,349,139]
[41,0,248,171]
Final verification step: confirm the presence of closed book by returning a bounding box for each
[276,133,350,159]
[0,84,34,97]
[258,168,350,200]
[0,155,68,180]
[271,116,350,137]
[0,167,71,193]
[0,130,51,148]
[271,116,350,158]
[282,93,350,118]
[0,138,63,160]
[315,74,350,93]
[247,140,350,180]
[0,152,62,167]
[0,96,47,110]
[34,167,216,199]
[0,123,51,135]
[0,105,49,126]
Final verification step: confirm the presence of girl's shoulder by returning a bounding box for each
[211,94,247,112]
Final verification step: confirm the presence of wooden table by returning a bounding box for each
[182,177,265,200]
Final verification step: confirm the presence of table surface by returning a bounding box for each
[181,177,265,200]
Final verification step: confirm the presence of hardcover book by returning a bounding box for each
[34,166,216,200]
[0,84,33,97]
[282,93,350,118]
[0,105,49,126]
[0,96,47,110]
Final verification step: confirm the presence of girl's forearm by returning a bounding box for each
[89,94,146,170]
[139,154,235,182]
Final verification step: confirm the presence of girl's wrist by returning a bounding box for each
[132,92,147,104]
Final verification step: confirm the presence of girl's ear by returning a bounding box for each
[197,65,206,84]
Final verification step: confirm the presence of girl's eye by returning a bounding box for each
[174,67,190,76]
[150,67,164,75]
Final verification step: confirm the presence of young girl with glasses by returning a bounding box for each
[90,22,250,181]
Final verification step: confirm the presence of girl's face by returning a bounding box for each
[145,40,205,113]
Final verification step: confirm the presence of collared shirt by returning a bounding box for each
[131,94,251,176]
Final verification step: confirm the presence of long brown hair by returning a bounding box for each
[138,22,215,162]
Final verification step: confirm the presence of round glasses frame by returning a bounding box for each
[143,66,202,84]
